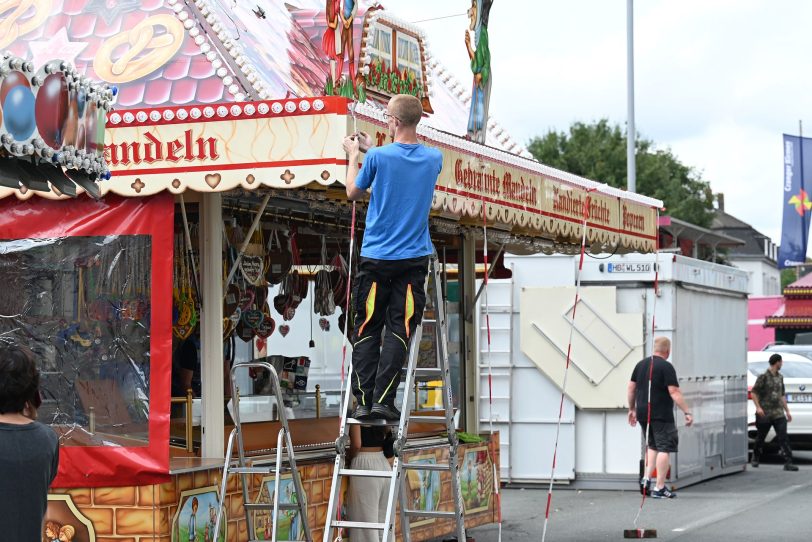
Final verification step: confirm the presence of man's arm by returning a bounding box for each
[627,381,637,426]
[782,396,792,422]
[343,133,373,201]
[667,385,693,426]
[751,375,766,417]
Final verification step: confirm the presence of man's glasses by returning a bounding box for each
[383,112,400,122]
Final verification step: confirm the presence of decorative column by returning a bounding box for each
[200,192,225,458]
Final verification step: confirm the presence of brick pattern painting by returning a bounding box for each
[48,436,500,541]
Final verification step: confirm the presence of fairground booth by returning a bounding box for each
[0,1,660,541]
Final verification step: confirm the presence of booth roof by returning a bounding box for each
[4,0,528,157]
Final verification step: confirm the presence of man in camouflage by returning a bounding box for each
[751,353,799,471]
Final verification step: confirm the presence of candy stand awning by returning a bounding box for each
[1,95,662,252]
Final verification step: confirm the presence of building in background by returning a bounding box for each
[712,196,781,297]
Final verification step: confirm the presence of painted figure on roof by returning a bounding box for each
[322,0,341,87]
[465,0,493,143]
[338,0,358,91]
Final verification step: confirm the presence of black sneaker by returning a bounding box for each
[784,463,799,471]
[640,478,651,496]
[751,458,759,468]
[651,486,676,499]
[352,405,372,420]
[370,403,401,421]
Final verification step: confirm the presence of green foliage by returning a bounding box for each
[782,267,800,291]
[527,120,716,227]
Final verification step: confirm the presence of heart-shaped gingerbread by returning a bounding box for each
[279,324,290,337]
[256,314,275,338]
[240,255,264,286]
[239,288,255,311]
[242,309,264,328]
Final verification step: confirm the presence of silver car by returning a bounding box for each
[747,351,812,451]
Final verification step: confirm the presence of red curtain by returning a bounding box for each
[0,193,173,487]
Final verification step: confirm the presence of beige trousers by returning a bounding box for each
[346,451,391,542]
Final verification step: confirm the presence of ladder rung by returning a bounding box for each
[331,520,386,530]
[347,418,399,426]
[228,466,289,475]
[423,318,437,324]
[410,416,449,424]
[414,367,443,376]
[339,468,393,478]
[404,509,457,518]
[403,462,450,471]
[244,502,299,510]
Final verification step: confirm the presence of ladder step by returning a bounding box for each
[403,462,450,471]
[410,416,449,424]
[244,502,300,511]
[423,318,437,324]
[339,468,393,478]
[347,418,399,426]
[228,466,290,475]
[414,367,443,376]
[331,520,386,530]
[404,509,457,518]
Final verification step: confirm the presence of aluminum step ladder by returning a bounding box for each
[323,253,466,542]
[213,360,312,542]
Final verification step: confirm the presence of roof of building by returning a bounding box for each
[661,216,745,248]
[712,209,775,260]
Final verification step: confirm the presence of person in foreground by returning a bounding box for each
[343,94,442,421]
[345,403,395,542]
[627,337,693,499]
[0,344,60,540]
[751,353,798,471]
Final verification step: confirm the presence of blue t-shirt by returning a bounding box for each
[355,142,442,260]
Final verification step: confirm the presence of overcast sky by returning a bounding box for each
[387,0,811,246]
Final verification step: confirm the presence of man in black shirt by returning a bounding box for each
[0,345,60,541]
[627,337,693,498]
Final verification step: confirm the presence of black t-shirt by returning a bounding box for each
[630,355,679,423]
[0,421,59,542]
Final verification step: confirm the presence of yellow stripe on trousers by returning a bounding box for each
[404,283,414,338]
[357,282,377,337]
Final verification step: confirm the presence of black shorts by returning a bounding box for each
[640,420,678,453]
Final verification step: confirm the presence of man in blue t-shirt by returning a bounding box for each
[343,94,443,421]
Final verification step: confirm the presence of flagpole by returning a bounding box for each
[800,119,805,280]
[626,0,636,193]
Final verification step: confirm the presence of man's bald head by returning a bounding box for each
[388,94,423,127]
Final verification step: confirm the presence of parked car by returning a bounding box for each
[763,343,812,361]
[747,351,812,451]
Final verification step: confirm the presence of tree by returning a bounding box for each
[527,120,715,227]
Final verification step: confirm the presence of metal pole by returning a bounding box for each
[626,0,637,193]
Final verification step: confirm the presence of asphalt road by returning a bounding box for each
[469,452,812,542]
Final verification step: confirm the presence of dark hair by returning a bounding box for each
[768,353,783,366]
[0,345,40,414]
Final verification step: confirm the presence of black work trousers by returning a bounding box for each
[753,415,793,464]
[351,256,429,408]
